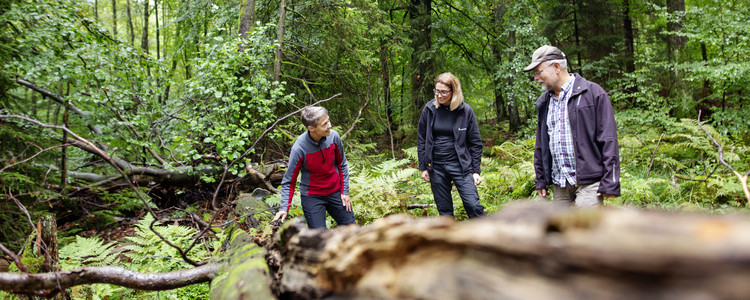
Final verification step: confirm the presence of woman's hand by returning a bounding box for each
[341,194,352,212]
[421,170,430,182]
[473,173,482,185]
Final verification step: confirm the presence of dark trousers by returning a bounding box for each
[301,192,355,229]
[430,160,485,218]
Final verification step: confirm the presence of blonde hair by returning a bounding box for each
[434,72,464,111]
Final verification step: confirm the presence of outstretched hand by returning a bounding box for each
[272,211,287,223]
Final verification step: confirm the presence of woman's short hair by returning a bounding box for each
[434,72,465,111]
[301,106,328,128]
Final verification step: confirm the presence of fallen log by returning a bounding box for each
[266,201,750,300]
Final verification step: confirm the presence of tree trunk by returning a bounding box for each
[379,42,395,133]
[141,0,149,54]
[111,0,117,36]
[126,0,134,45]
[572,0,582,75]
[155,0,160,61]
[60,102,69,192]
[622,0,636,105]
[666,0,687,60]
[408,0,434,124]
[37,214,58,274]
[274,0,286,84]
[491,1,507,123]
[266,202,750,299]
[238,0,256,50]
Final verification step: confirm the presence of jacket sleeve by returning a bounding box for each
[334,133,350,195]
[534,98,548,191]
[417,107,429,171]
[466,106,483,174]
[279,147,304,213]
[594,87,621,196]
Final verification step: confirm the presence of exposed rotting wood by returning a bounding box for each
[265,201,750,300]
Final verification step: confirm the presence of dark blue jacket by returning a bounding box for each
[418,99,483,174]
[534,74,620,196]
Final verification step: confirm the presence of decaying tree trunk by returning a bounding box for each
[265,201,750,300]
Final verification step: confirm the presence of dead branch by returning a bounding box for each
[697,111,750,204]
[645,133,665,180]
[0,263,221,295]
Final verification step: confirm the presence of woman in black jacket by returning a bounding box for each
[417,72,485,218]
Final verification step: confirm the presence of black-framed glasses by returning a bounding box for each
[433,89,452,96]
[534,62,554,76]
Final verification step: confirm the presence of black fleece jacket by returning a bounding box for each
[418,99,483,174]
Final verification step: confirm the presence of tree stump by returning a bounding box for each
[265,201,750,300]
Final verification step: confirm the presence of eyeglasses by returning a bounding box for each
[534,63,555,76]
[433,89,452,96]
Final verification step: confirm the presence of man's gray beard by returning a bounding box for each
[539,82,548,92]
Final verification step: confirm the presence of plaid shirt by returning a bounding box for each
[546,75,577,187]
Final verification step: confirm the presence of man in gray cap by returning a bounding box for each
[524,45,620,206]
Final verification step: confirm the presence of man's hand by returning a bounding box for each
[537,188,548,198]
[421,170,430,182]
[272,211,287,223]
[473,173,482,185]
[341,194,352,212]
[597,193,617,198]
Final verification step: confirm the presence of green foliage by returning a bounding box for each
[54,214,224,299]
[350,157,422,224]
[59,236,119,268]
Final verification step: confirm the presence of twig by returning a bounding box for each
[646,133,665,180]
[697,110,750,205]
[342,79,370,139]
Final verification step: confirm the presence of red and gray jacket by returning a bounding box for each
[533,74,621,196]
[279,129,349,213]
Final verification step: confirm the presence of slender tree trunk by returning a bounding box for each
[506,31,521,132]
[142,0,150,54]
[127,0,135,45]
[380,43,394,133]
[61,102,69,192]
[155,0,160,61]
[572,0,582,75]
[492,1,508,123]
[94,0,98,21]
[623,0,635,73]
[666,0,686,105]
[274,0,286,84]
[238,0,256,52]
[700,43,710,101]
[111,0,117,36]
[409,0,434,123]
[622,0,636,105]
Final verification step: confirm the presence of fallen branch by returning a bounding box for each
[0,264,221,296]
[697,111,750,205]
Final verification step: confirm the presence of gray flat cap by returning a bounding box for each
[523,45,566,72]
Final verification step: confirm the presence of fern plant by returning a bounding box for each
[350,158,421,224]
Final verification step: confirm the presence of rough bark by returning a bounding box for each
[238,0,256,42]
[274,0,286,84]
[408,0,434,123]
[266,201,750,300]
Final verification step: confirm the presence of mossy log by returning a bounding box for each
[210,231,275,300]
[265,201,750,300]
